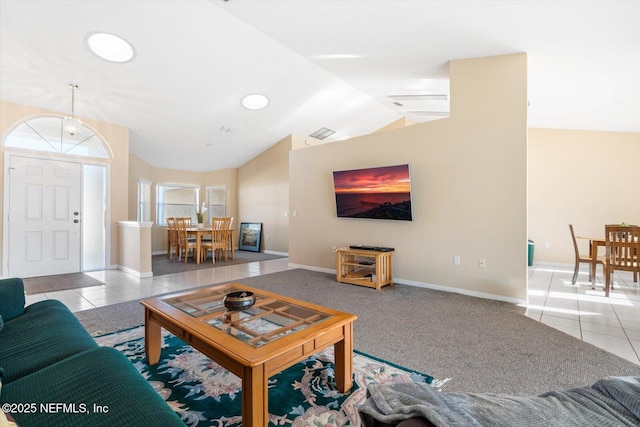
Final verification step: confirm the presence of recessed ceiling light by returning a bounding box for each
[86,32,136,63]
[241,94,269,110]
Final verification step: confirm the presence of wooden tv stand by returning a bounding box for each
[336,248,393,291]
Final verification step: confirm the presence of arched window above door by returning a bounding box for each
[3,115,110,159]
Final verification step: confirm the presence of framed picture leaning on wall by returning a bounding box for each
[238,222,262,252]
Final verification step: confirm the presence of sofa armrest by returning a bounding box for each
[0,278,26,321]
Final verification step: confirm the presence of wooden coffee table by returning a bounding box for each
[141,283,357,426]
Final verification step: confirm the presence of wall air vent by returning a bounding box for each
[388,94,449,102]
[406,111,450,117]
[387,94,450,120]
[309,127,335,140]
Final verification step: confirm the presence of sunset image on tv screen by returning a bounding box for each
[333,164,412,221]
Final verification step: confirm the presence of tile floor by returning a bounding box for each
[24,258,640,366]
[526,263,640,365]
[24,257,295,312]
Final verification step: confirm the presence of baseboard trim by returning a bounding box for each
[531,261,574,268]
[264,250,289,257]
[288,263,526,305]
[118,265,153,278]
[393,277,527,305]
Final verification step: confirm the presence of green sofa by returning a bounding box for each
[0,278,185,427]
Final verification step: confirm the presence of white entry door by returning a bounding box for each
[8,156,82,277]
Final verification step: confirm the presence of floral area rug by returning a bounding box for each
[96,326,450,426]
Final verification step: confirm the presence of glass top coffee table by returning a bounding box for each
[141,283,357,427]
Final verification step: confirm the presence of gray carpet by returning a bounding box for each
[74,268,640,396]
[152,251,285,276]
[23,272,104,295]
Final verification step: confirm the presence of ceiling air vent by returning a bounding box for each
[309,127,335,140]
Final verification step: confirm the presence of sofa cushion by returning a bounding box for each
[0,300,97,384]
[0,278,25,321]
[1,347,185,427]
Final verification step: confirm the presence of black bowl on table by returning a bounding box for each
[223,291,256,311]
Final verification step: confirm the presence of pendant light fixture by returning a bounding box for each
[64,83,82,136]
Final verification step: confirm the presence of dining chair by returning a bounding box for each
[626,224,640,283]
[200,217,232,240]
[166,217,179,260]
[175,217,199,263]
[201,217,233,262]
[604,224,640,297]
[200,229,231,264]
[211,217,233,231]
[569,224,604,287]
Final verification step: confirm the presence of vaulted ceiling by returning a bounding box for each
[1,1,638,171]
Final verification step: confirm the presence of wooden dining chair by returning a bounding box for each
[201,217,233,263]
[175,217,199,263]
[604,224,640,297]
[166,217,179,260]
[200,229,231,264]
[199,217,232,240]
[569,224,604,287]
[211,217,233,231]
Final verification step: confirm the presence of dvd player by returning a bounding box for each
[349,245,395,252]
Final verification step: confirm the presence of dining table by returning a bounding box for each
[168,226,235,264]
[577,234,638,284]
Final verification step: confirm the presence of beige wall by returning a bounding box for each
[117,221,153,277]
[128,153,154,220]
[237,136,292,254]
[0,100,129,270]
[289,54,529,302]
[528,128,640,264]
[128,153,238,253]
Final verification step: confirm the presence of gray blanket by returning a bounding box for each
[359,376,640,427]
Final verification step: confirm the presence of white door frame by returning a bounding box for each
[2,150,111,277]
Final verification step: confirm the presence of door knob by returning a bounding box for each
[74,219,79,223]
[74,212,79,215]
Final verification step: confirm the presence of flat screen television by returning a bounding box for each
[333,164,413,221]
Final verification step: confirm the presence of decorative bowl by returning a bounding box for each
[223,291,256,311]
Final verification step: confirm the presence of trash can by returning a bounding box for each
[528,240,534,266]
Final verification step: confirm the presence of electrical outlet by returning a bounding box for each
[453,256,461,266]
[544,241,550,249]
[332,246,337,253]
[479,258,486,268]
